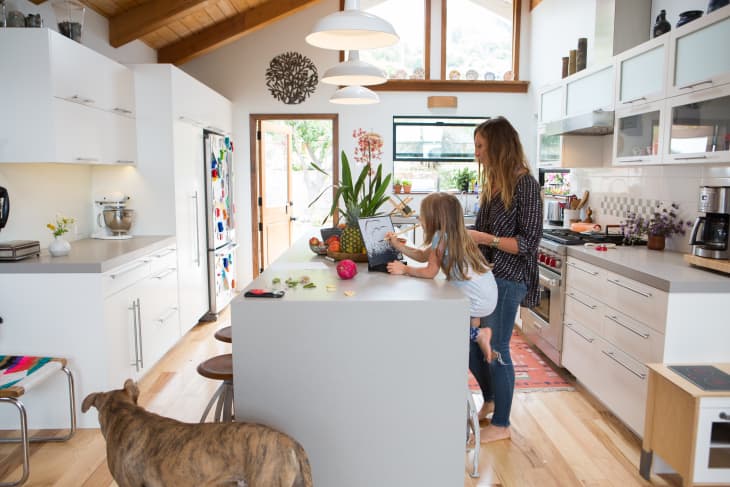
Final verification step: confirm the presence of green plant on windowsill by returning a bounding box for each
[451,167,477,192]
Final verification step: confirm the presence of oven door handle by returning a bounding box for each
[538,273,561,289]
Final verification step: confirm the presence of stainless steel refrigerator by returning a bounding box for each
[202,130,237,320]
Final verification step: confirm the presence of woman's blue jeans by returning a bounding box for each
[468,277,527,427]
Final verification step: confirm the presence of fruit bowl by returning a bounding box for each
[309,243,328,255]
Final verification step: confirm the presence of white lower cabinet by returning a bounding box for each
[564,256,664,435]
[0,242,179,429]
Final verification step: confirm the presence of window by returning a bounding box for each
[355,0,524,92]
[392,116,485,192]
[445,0,515,81]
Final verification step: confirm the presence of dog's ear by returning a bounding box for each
[81,392,99,413]
[123,379,140,404]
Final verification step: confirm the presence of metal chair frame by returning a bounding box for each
[0,366,76,487]
[466,389,480,478]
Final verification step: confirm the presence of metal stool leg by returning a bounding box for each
[221,380,234,422]
[0,366,76,486]
[200,383,226,423]
[466,390,480,478]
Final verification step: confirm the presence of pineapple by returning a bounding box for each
[340,203,363,254]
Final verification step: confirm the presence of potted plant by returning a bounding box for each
[620,202,692,250]
[46,214,75,256]
[452,167,476,192]
[402,180,412,194]
[393,178,402,194]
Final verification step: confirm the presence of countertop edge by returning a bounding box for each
[0,235,176,274]
[566,246,730,293]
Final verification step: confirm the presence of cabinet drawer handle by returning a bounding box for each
[75,157,99,162]
[674,155,708,161]
[205,125,226,134]
[154,248,176,258]
[154,268,176,280]
[178,115,204,127]
[112,107,133,115]
[115,160,135,164]
[567,262,599,276]
[619,158,647,163]
[607,278,652,298]
[720,412,729,420]
[68,95,96,105]
[678,79,712,90]
[601,350,646,379]
[566,322,594,343]
[157,307,178,323]
[622,96,647,104]
[566,292,597,309]
[605,315,649,339]
[110,261,147,279]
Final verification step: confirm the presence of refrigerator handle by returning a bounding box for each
[192,191,201,266]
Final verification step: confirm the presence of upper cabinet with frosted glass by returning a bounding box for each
[614,35,668,108]
[565,64,615,117]
[666,7,730,98]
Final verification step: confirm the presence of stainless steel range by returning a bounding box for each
[521,229,626,366]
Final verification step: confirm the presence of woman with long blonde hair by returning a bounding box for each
[468,117,542,443]
[385,192,497,358]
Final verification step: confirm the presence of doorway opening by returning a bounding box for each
[249,114,338,277]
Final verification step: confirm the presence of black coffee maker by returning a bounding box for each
[0,186,9,232]
[690,186,730,259]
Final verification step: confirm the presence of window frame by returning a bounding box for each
[340,0,526,93]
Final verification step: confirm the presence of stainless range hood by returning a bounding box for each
[543,109,615,136]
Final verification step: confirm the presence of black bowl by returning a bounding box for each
[677,10,703,27]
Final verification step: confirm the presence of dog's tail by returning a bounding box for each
[292,442,314,487]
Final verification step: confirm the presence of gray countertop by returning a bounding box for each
[567,245,730,293]
[0,235,175,274]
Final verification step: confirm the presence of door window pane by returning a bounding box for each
[445,0,514,81]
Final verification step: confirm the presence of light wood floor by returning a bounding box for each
[1,309,681,487]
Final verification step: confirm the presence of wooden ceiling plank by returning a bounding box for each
[158,0,321,65]
[110,0,212,48]
[205,4,227,23]
[217,0,238,17]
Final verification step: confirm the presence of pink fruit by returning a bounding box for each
[336,259,358,280]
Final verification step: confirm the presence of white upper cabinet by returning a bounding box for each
[613,99,665,166]
[565,64,614,116]
[172,69,233,135]
[615,36,668,107]
[538,85,564,123]
[667,8,730,98]
[0,28,136,165]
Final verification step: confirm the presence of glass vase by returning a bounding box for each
[49,236,71,256]
[647,234,665,251]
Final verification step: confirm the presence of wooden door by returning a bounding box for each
[258,121,293,269]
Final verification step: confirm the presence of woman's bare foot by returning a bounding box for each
[475,327,493,362]
[480,424,511,443]
[477,401,494,421]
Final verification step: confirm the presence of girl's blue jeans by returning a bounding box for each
[468,277,527,427]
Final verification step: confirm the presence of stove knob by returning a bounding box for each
[539,253,546,263]
[548,257,557,267]
[553,258,561,268]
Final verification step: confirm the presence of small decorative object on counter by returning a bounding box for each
[568,49,577,75]
[653,9,671,37]
[48,236,71,257]
[647,234,666,251]
[620,201,693,248]
[46,214,75,257]
[677,10,703,28]
[561,57,569,78]
[576,38,587,71]
[707,0,730,14]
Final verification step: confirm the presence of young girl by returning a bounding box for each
[385,192,497,360]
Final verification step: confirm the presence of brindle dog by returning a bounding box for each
[82,379,313,487]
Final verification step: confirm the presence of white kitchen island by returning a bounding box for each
[231,239,471,487]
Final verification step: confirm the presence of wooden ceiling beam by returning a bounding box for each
[109,0,212,48]
[158,0,321,65]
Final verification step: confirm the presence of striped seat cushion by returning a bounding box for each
[0,355,67,398]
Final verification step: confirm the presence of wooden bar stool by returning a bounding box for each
[0,355,77,487]
[214,326,232,343]
[197,353,234,423]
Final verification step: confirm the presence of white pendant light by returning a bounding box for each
[306,0,399,51]
[329,85,380,105]
[322,51,387,86]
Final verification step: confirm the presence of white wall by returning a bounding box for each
[529,0,730,254]
[181,0,534,286]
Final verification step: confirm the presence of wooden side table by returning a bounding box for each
[641,363,730,486]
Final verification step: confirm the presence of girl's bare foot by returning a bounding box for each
[477,401,494,421]
[475,328,493,362]
[480,424,511,443]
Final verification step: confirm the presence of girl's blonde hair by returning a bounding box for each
[474,117,532,210]
[420,192,489,280]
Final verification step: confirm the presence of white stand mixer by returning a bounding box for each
[92,196,135,239]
